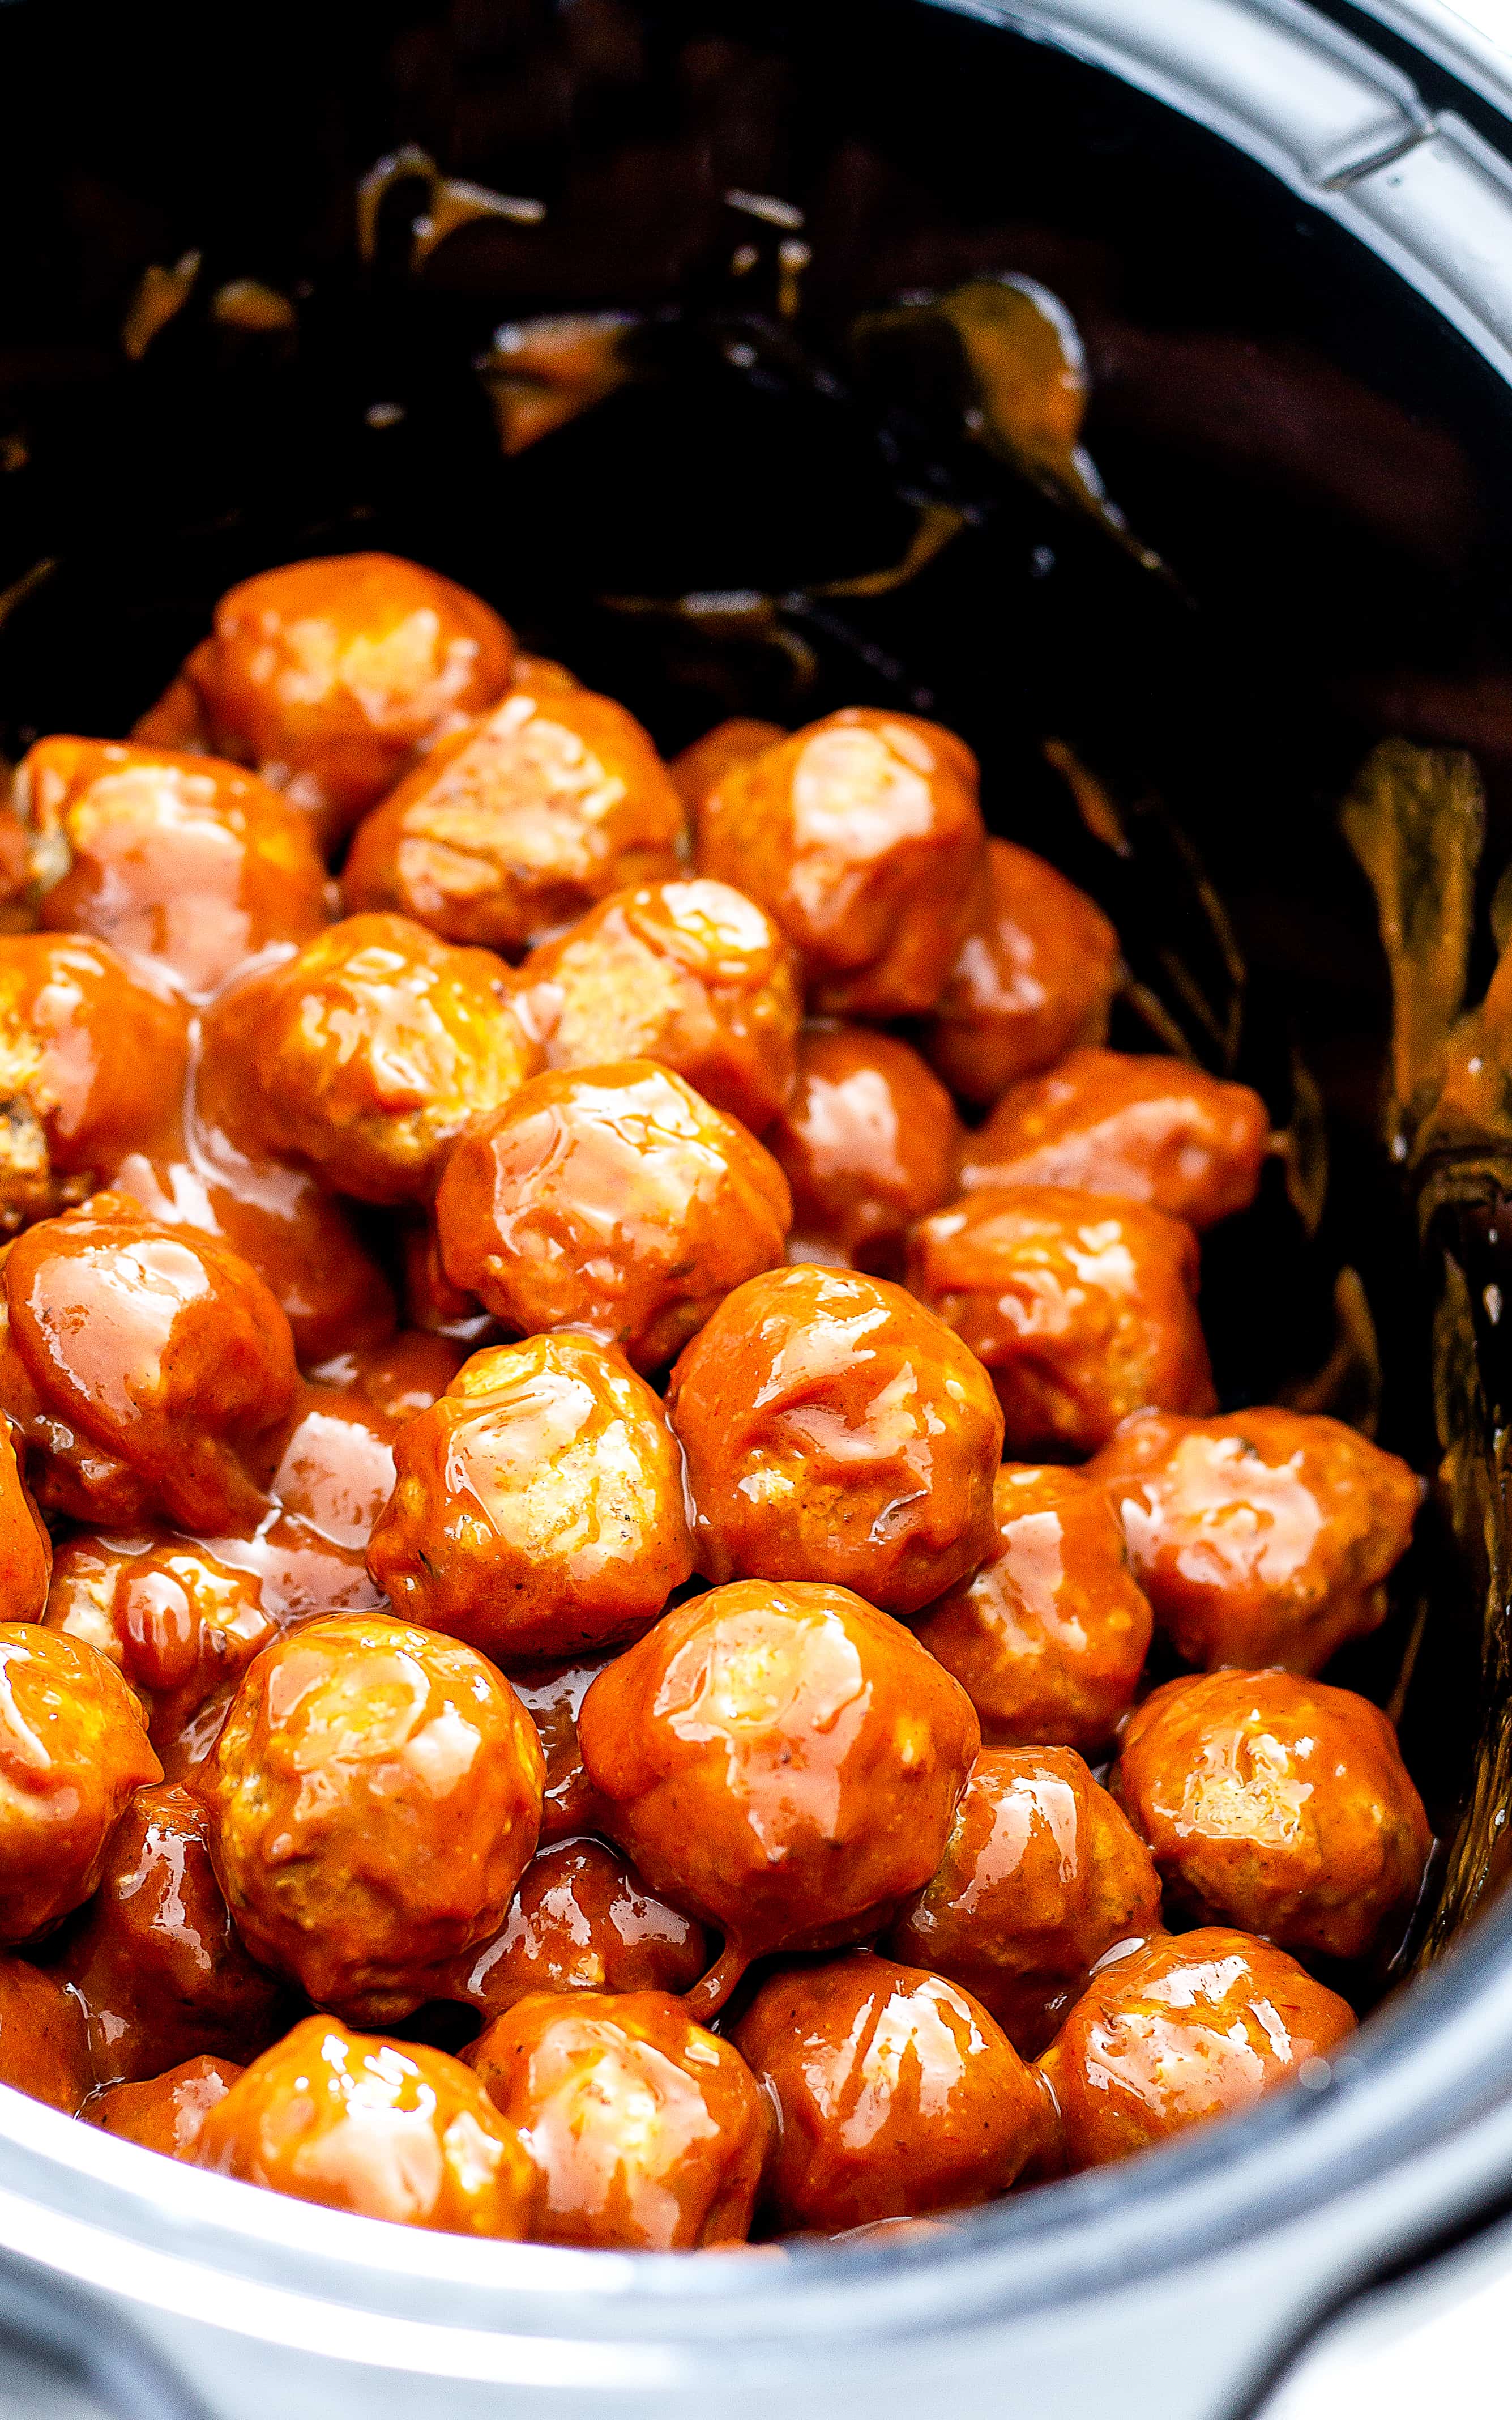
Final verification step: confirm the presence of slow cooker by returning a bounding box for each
[5,0,1512,2412]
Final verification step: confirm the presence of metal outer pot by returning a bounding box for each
[7,3,1512,2413]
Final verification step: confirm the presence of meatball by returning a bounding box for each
[270,1383,400,1552]
[507,1656,612,1844]
[198,914,538,1207]
[12,738,330,1002]
[435,1060,791,1374]
[1039,1928,1356,2170]
[906,1186,1215,1458]
[307,1329,469,1426]
[1,1194,299,1534]
[665,1264,1002,1614]
[669,718,784,816]
[0,1955,93,2111]
[87,2054,244,2159]
[911,1464,1152,1753]
[367,1333,694,1660]
[137,553,516,850]
[341,678,687,953]
[197,1613,544,2021]
[1086,1408,1422,1673]
[959,1047,1270,1230]
[767,1022,962,1276]
[0,1625,160,1942]
[440,1838,708,2019]
[467,1988,768,2249]
[733,1953,1052,2231]
[1114,1668,1431,1962]
[0,1421,50,1623]
[885,1749,1161,2055]
[694,707,986,1017]
[58,1783,284,2085]
[513,877,800,1132]
[924,838,1121,1107]
[0,935,189,1233]
[578,1578,980,2014]
[194,2014,535,2235]
[398,1213,497,1346]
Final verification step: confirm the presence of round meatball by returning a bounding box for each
[435,1060,791,1374]
[87,2054,244,2160]
[12,737,330,1002]
[307,1329,469,1427]
[924,838,1120,1107]
[669,718,784,816]
[959,1047,1270,1230]
[442,1837,706,2019]
[270,1384,400,1552]
[0,1422,50,1622]
[0,1955,93,2112]
[1114,1668,1431,1962]
[911,1464,1152,1752]
[734,1953,1052,2231]
[906,1186,1215,1458]
[694,707,986,1017]
[1039,1928,1356,2170]
[666,1264,1002,1614]
[194,2014,535,2234]
[578,1579,980,2014]
[514,877,800,1132]
[467,1988,767,2249]
[199,914,538,1207]
[0,1625,160,1942]
[368,1333,693,1661]
[1087,1408,1422,1673]
[767,1022,962,1276]
[885,1749,1161,2055]
[197,1614,544,2021]
[1,1194,299,1534]
[507,1656,612,1845]
[341,679,687,954]
[0,935,189,1233]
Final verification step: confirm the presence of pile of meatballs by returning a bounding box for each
[0,551,1428,2249]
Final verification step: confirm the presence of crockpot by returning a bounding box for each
[4,2,1512,2413]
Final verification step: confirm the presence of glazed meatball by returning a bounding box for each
[668,718,784,815]
[694,707,986,1017]
[58,1784,284,2085]
[442,1836,706,2019]
[911,1464,1152,1752]
[270,1383,400,1552]
[194,2014,535,2235]
[398,1213,497,1345]
[87,2055,244,2159]
[199,913,537,1207]
[666,1264,1002,1614]
[0,1422,50,1623]
[1087,1408,1422,1672]
[1114,1669,1431,1962]
[886,1749,1161,2055]
[137,553,516,850]
[0,1956,93,2111]
[906,1186,1215,1458]
[0,1626,160,1942]
[507,1656,612,1845]
[368,1333,694,1660]
[307,1329,469,1426]
[734,1953,1052,2231]
[197,1613,544,2021]
[1,1194,299,1533]
[959,1047,1270,1230]
[924,838,1121,1107]
[1039,1928,1356,2170]
[341,678,687,953]
[435,1060,791,1373]
[12,738,330,1002]
[578,1579,980,2014]
[0,935,189,1233]
[513,877,800,1131]
[767,1022,962,1276]
[467,1988,768,2249]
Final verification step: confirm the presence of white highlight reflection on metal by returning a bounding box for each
[1351,0,1512,121]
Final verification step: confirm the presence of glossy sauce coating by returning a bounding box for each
[924,838,1120,1107]
[341,679,687,953]
[1039,1928,1356,2170]
[270,1383,400,1552]
[1086,1408,1422,1672]
[906,1185,1215,1458]
[435,1060,791,1373]
[197,1613,544,2022]
[578,1578,980,2014]
[0,1955,93,2111]
[885,1749,1161,2055]
[194,2013,535,2235]
[439,1836,708,2019]
[368,1333,694,1660]
[666,1264,1002,1614]
[307,1328,469,1426]
[695,708,986,1017]
[507,1658,612,1844]
[1114,1668,1431,1961]
[668,718,785,816]
[733,1952,1052,2231]
[768,1022,962,1277]
[87,2053,244,2159]
[911,1464,1152,1753]
[0,1420,50,1622]
[0,1624,160,1942]
[467,1988,768,2249]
